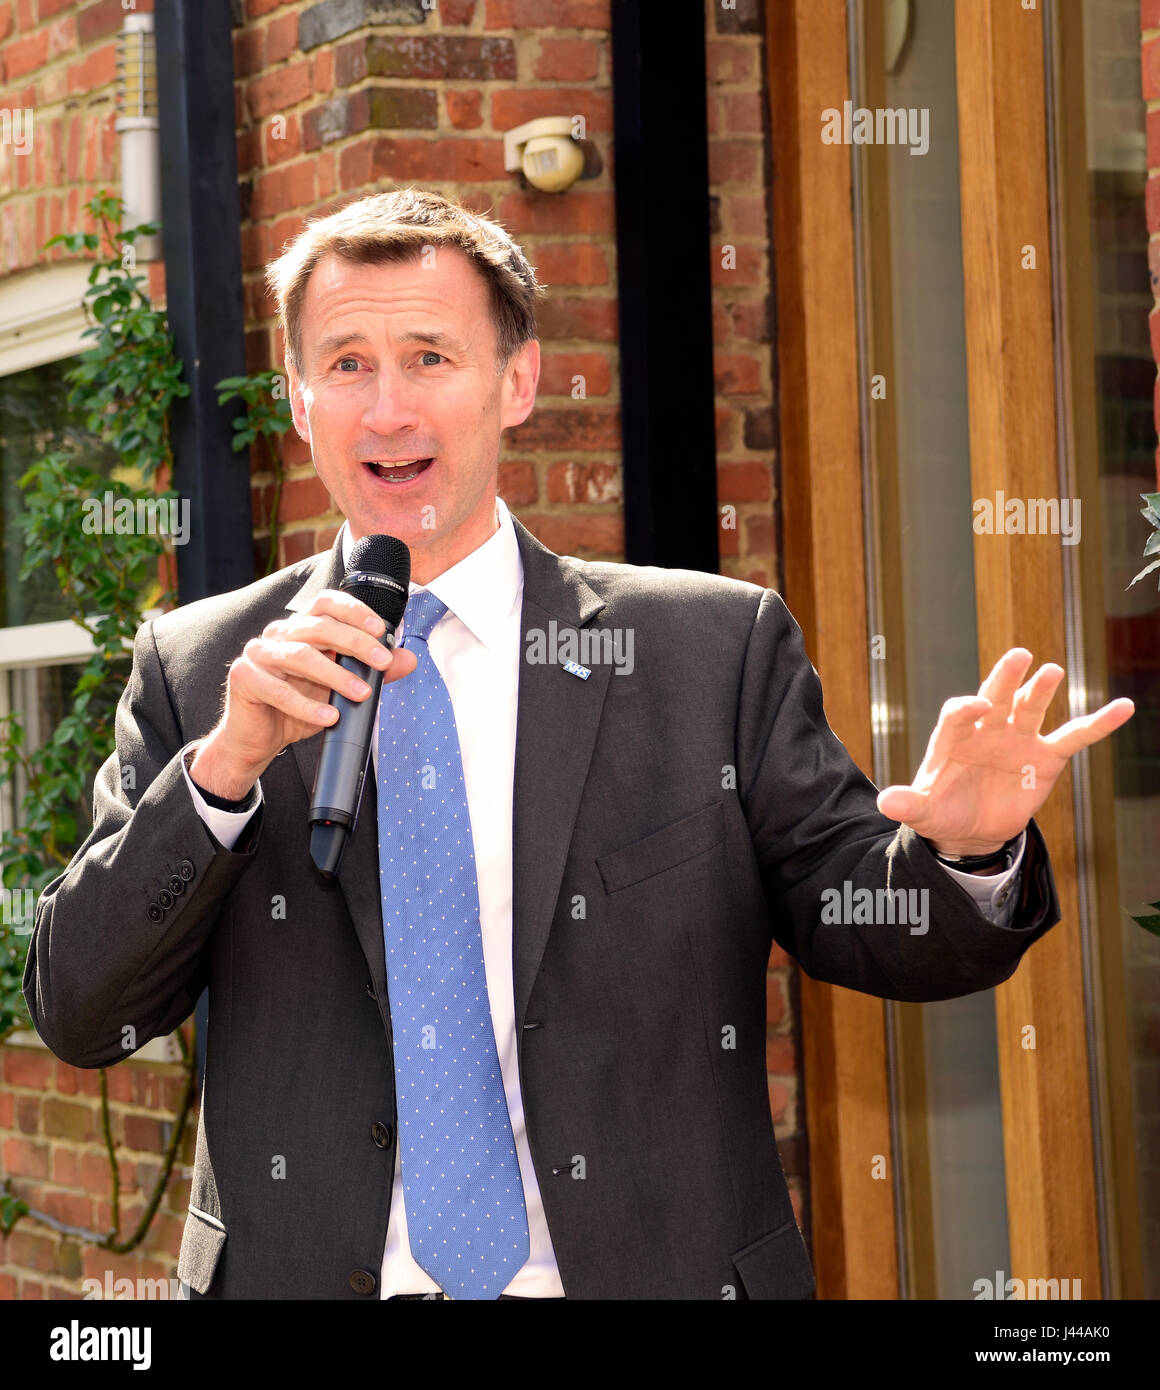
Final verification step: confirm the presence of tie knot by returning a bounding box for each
[403,589,447,645]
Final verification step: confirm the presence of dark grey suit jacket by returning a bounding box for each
[23,515,1060,1299]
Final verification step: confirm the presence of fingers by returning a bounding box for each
[268,606,395,672]
[1042,697,1135,759]
[1009,662,1065,734]
[976,648,1034,728]
[232,642,338,728]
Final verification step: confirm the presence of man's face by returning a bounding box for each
[287,245,538,583]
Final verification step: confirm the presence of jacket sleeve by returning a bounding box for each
[734,588,1061,1002]
[22,617,263,1068]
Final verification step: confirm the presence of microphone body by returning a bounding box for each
[309,535,411,879]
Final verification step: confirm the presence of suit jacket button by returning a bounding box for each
[147,903,164,923]
[371,1122,393,1148]
[178,860,195,882]
[168,875,185,896]
[349,1269,376,1295]
[157,888,174,910]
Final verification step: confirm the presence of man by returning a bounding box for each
[23,188,1134,1300]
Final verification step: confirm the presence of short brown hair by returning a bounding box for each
[266,186,546,377]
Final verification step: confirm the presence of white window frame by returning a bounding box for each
[1,263,178,1062]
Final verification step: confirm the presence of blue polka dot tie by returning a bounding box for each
[376,589,530,1299]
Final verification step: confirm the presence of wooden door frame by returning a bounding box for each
[764,0,1103,1297]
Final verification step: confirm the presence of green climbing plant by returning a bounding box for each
[0,191,289,1256]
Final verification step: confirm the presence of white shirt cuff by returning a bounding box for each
[936,829,1027,926]
[181,741,263,851]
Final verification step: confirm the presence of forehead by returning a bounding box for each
[299,246,492,347]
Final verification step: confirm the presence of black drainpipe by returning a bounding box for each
[610,0,719,572]
[155,0,253,1086]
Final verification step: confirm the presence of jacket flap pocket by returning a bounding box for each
[177,1205,227,1296]
[731,1218,815,1300]
[597,801,725,895]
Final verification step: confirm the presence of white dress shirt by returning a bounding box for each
[180,494,1025,1297]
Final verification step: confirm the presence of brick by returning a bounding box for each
[46,13,74,57]
[497,190,613,235]
[39,0,72,13]
[78,0,137,44]
[546,460,621,504]
[247,60,314,120]
[517,512,623,558]
[532,242,608,287]
[20,1279,46,1299]
[311,46,335,94]
[717,459,771,503]
[251,160,317,219]
[78,1150,112,1196]
[299,0,427,52]
[367,86,439,130]
[42,1098,97,1143]
[266,11,299,65]
[497,459,538,505]
[15,1095,40,1134]
[445,89,482,130]
[706,39,755,83]
[715,353,762,395]
[743,407,774,450]
[484,0,609,25]
[5,29,47,80]
[0,1090,12,1127]
[9,1228,57,1273]
[1146,0,1160,29]
[538,351,610,397]
[766,971,786,1026]
[730,295,772,343]
[281,529,319,566]
[2,1136,49,1178]
[765,1035,796,1075]
[234,25,266,80]
[714,0,762,37]
[441,0,476,20]
[722,91,763,134]
[248,0,293,15]
[507,406,619,451]
[366,135,505,182]
[1145,35,1160,102]
[4,1049,53,1089]
[715,407,734,451]
[537,295,618,342]
[745,512,774,554]
[0,3,13,42]
[492,87,612,135]
[364,33,516,80]
[275,474,333,524]
[768,1080,790,1124]
[68,44,116,95]
[534,37,599,81]
[335,36,369,87]
[123,1113,169,1154]
[41,1191,94,1231]
[0,1273,15,1300]
[264,111,303,164]
[709,140,759,185]
[51,1144,79,1186]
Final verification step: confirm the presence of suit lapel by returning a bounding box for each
[281,519,611,1040]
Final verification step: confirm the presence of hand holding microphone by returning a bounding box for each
[188,536,415,859]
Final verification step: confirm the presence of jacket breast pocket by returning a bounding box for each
[597,801,725,895]
[730,1218,816,1300]
[177,1205,227,1296]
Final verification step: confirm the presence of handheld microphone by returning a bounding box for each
[309,533,411,879]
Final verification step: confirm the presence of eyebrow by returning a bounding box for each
[312,329,463,361]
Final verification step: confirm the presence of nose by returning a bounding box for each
[360,363,423,440]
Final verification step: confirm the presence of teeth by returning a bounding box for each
[368,459,429,482]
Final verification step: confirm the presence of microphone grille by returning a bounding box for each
[343,534,411,627]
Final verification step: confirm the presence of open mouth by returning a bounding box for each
[363,458,434,483]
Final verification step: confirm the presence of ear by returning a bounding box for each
[499,338,540,432]
[287,362,311,444]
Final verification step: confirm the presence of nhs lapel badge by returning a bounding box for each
[563,659,591,680]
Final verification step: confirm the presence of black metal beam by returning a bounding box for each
[155,0,253,606]
[154,0,252,1090]
[610,0,719,572]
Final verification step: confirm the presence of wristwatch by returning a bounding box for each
[926,834,1021,873]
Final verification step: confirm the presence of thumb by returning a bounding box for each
[876,785,926,823]
[383,646,418,684]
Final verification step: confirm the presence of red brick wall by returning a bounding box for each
[0,0,804,1299]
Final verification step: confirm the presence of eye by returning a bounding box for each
[418,351,445,366]
[336,356,359,371]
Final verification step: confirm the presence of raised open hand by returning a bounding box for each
[875,649,1135,855]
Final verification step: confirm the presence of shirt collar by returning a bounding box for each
[339,496,524,651]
